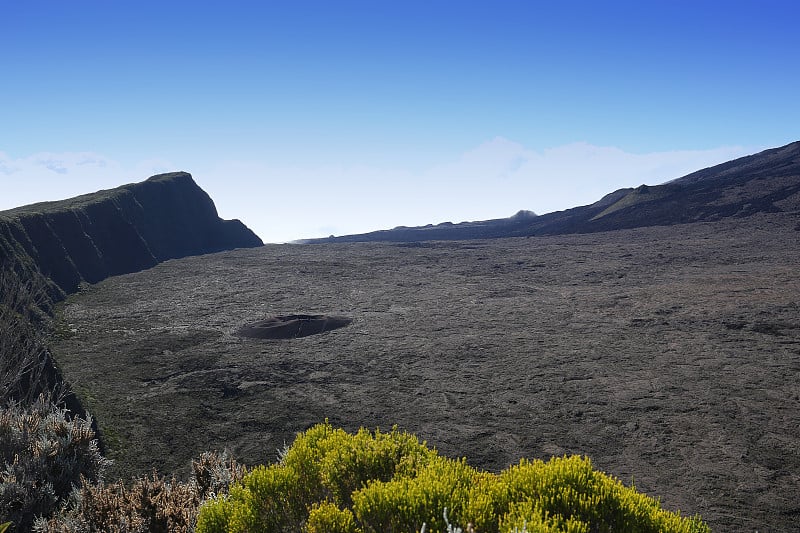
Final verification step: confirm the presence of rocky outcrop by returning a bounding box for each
[0,172,263,297]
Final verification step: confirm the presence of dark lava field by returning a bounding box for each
[52,213,800,532]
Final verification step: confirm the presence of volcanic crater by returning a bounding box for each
[237,315,353,339]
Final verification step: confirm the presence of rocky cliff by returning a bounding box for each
[0,172,263,297]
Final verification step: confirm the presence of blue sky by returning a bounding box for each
[2,1,798,242]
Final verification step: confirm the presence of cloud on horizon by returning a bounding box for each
[1,140,759,242]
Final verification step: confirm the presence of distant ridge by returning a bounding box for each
[0,172,263,297]
[305,141,800,243]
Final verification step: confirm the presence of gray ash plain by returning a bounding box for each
[52,213,800,532]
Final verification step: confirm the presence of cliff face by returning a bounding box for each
[0,172,263,297]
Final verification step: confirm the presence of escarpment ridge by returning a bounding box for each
[0,172,263,297]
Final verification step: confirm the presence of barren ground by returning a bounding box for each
[52,213,800,532]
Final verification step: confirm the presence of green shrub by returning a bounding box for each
[305,502,358,533]
[275,421,433,506]
[352,455,482,532]
[495,456,709,533]
[197,423,709,533]
[225,463,306,532]
[308,424,433,507]
[196,421,431,532]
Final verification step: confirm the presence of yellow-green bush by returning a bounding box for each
[196,421,432,532]
[495,456,708,533]
[196,423,710,533]
[305,502,358,533]
[282,421,433,508]
[352,455,482,532]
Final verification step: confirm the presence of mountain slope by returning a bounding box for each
[306,141,800,243]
